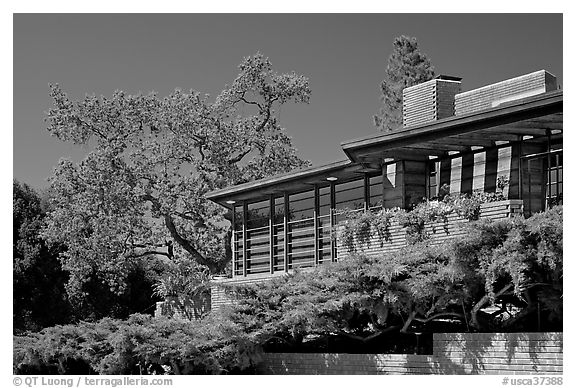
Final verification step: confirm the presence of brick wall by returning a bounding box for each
[455,70,557,116]
[403,78,461,128]
[154,292,211,320]
[259,332,563,375]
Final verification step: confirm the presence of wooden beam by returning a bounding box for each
[269,195,274,275]
[441,136,495,148]
[283,193,289,272]
[382,149,438,160]
[491,126,549,136]
[314,185,320,266]
[407,142,469,152]
[242,202,248,277]
[231,206,236,277]
[330,182,336,262]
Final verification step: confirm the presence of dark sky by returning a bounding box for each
[13,13,563,189]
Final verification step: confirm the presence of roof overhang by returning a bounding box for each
[207,90,563,209]
[206,159,377,208]
[342,90,563,163]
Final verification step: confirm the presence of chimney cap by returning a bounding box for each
[435,74,462,82]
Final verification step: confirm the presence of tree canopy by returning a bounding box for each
[43,53,311,301]
[13,180,71,332]
[374,35,435,131]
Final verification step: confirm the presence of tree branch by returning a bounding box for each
[126,250,172,259]
[227,147,252,165]
[470,283,514,330]
[400,311,417,333]
[413,312,464,324]
[163,213,216,272]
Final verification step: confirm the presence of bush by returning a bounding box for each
[13,313,262,375]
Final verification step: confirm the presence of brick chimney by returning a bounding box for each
[402,75,462,128]
[454,70,557,116]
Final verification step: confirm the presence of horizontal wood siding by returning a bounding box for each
[337,200,524,259]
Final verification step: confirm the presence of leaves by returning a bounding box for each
[374,35,435,131]
[43,54,311,299]
[13,314,262,375]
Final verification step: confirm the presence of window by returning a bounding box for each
[335,178,365,210]
[369,174,383,208]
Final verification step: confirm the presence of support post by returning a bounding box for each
[284,192,290,272]
[314,185,320,266]
[330,181,336,262]
[269,195,274,274]
[364,174,370,211]
[242,201,248,277]
[231,206,236,277]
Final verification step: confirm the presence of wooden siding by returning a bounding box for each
[337,200,524,259]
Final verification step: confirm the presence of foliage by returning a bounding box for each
[224,206,562,351]
[152,258,211,320]
[14,208,562,367]
[374,35,435,131]
[336,208,397,252]
[13,313,262,375]
[42,53,311,301]
[337,185,509,249]
[13,180,72,332]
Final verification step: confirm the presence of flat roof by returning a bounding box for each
[342,90,562,163]
[206,159,373,207]
[207,90,562,207]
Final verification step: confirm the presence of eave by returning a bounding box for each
[206,159,374,208]
[342,90,563,163]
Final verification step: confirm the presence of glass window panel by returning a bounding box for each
[233,205,244,230]
[318,186,331,216]
[273,196,285,224]
[369,174,383,207]
[550,169,558,183]
[549,156,557,168]
[335,178,365,210]
[247,199,269,229]
[289,189,315,220]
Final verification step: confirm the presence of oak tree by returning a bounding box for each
[43,54,311,300]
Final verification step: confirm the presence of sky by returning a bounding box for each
[13,13,563,189]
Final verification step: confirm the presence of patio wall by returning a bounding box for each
[259,332,563,375]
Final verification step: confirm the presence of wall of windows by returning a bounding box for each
[231,174,379,276]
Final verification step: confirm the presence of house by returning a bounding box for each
[206,70,563,309]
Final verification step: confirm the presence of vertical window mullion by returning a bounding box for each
[242,202,248,277]
[314,185,319,266]
[364,174,370,211]
[330,181,336,262]
[283,192,289,272]
[269,195,274,275]
[231,206,236,277]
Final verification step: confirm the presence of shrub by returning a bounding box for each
[13,313,262,375]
